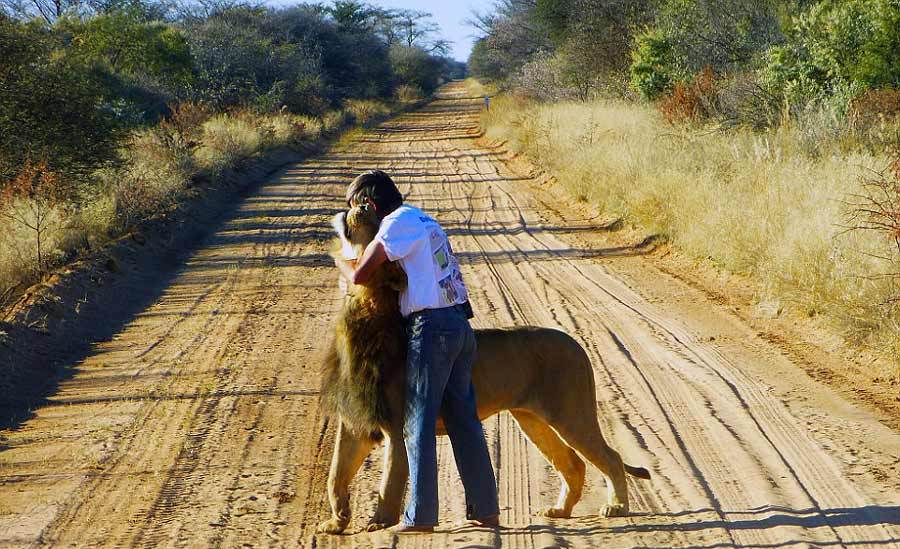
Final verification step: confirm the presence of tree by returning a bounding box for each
[389,9,448,54]
[0,159,70,274]
[655,0,783,74]
[0,17,121,181]
[389,45,442,93]
[760,0,900,106]
[328,0,380,31]
[59,7,192,88]
[467,0,551,81]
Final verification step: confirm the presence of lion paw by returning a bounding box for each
[601,504,628,518]
[543,507,571,519]
[316,518,349,534]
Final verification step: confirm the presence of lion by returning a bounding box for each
[317,205,651,534]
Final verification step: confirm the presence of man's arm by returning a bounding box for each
[335,240,388,286]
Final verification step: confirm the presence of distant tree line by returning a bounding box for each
[468,0,899,127]
[0,0,465,183]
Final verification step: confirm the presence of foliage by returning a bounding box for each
[0,17,121,181]
[630,28,675,100]
[185,7,320,111]
[394,84,423,102]
[759,0,900,107]
[656,0,783,74]
[850,88,900,131]
[510,51,573,102]
[467,0,552,81]
[0,160,70,274]
[468,38,507,81]
[59,8,192,88]
[657,67,719,124]
[389,44,443,94]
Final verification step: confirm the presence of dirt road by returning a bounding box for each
[2,82,899,548]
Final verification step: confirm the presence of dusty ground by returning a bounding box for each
[1,82,899,549]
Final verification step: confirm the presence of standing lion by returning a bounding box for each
[317,206,651,534]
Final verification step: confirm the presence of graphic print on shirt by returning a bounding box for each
[430,228,467,307]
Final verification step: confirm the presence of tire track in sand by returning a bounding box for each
[1,82,898,549]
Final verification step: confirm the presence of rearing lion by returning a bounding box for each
[317,206,651,534]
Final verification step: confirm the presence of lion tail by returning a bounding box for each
[625,464,651,480]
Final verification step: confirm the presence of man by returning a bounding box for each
[334,170,500,533]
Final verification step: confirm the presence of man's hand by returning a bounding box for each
[335,240,388,286]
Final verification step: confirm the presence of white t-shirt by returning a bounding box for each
[375,204,469,317]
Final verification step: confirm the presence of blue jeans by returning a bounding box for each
[402,304,499,526]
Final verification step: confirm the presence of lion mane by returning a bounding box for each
[319,207,407,437]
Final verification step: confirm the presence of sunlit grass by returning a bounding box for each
[482,95,899,372]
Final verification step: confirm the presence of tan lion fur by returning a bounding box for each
[320,207,408,436]
[317,206,652,535]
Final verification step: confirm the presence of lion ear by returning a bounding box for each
[331,211,349,239]
[332,212,358,260]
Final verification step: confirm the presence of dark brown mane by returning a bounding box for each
[320,209,407,436]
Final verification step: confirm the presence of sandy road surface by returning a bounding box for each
[2,82,899,549]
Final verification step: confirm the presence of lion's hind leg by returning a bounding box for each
[511,409,585,518]
[546,412,630,518]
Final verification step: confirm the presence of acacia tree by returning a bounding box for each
[390,9,448,54]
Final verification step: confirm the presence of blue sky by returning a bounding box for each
[268,0,484,62]
[367,0,482,62]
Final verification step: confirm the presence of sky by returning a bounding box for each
[367,0,482,62]
[268,0,485,62]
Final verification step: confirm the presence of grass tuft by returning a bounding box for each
[482,95,899,373]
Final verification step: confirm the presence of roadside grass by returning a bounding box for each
[480,94,899,375]
[0,97,411,311]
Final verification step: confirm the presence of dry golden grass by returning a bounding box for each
[0,98,397,309]
[343,99,392,127]
[482,95,899,372]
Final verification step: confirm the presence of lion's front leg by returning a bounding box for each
[317,420,375,534]
[366,428,409,532]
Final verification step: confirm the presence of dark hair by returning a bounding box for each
[346,170,403,213]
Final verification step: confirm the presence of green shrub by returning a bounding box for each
[760,0,900,108]
[630,28,676,100]
[0,18,121,182]
[390,45,443,94]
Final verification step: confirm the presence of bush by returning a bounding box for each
[57,8,193,93]
[344,99,391,126]
[848,88,900,146]
[657,67,720,124]
[656,0,783,74]
[390,45,442,94]
[322,109,353,134]
[113,121,197,228]
[395,84,423,103]
[268,113,324,146]
[0,18,121,182]
[510,52,574,102]
[759,0,900,109]
[0,160,71,275]
[630,28,676,100]
[195,113,269,174]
